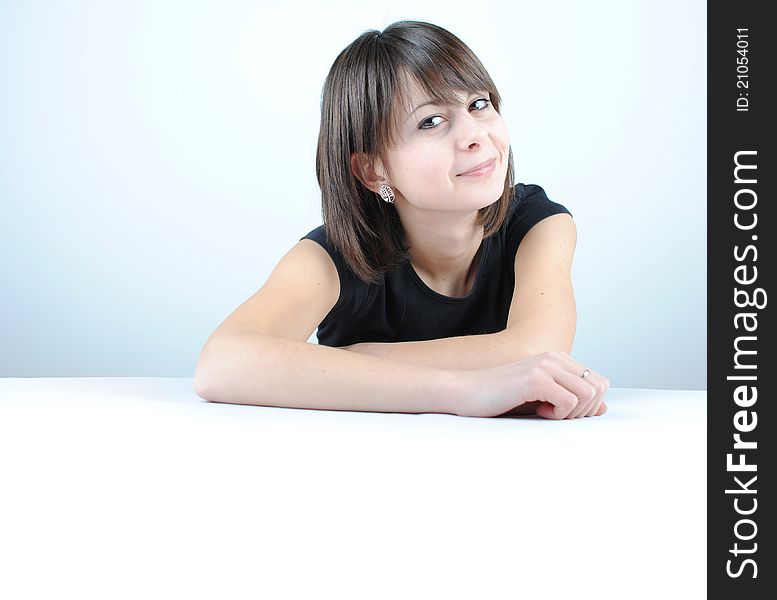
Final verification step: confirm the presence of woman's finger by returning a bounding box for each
[538,384,579,419]
[570,389,598,419]
[585,398,602,418]
[554,358,610,419]
[553,369,598,418]
[532,352,610,420]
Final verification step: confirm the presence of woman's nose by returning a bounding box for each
[456,112,489,147]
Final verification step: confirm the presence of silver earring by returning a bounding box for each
[379,184,395,204]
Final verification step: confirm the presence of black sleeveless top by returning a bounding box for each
[300,183,572,347]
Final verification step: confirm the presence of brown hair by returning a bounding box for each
[315,20,515,285]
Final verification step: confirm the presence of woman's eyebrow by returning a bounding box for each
[407,91,487,120]
[405,94,475,123]
[411,99,439,113]
[403,99,438,123]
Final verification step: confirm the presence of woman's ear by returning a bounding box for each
[350,153,387,193]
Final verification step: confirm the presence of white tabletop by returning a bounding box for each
[0,378,706,600]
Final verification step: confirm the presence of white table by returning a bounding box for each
[0,378,706,600]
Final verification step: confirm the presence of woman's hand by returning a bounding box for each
[453,351,609,419]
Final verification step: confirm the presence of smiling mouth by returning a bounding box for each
[458,157,496,177]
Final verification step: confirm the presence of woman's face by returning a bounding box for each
[380,80,510,214]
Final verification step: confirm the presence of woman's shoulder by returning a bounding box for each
[299,224,373,319]
[299,224,353,282]
[300,224,329,247]
[511,182,550,205]
[503,183,573,252]
[510,182,572,219]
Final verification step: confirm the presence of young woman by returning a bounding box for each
[194,20,610,419]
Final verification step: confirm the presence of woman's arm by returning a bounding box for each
[343,330,544,371]
[196,332,463,414]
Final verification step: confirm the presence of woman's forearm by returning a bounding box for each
[343,330,548,371]
[195,333,463,414]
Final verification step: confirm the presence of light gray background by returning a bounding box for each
[0,0,706,389]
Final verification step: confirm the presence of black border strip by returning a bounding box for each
[709,2,774,596]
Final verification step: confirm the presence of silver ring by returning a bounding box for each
[581,369,591,379]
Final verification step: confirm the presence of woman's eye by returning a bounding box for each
[418,97,492,130]
[419,115,444,129]
[472,97,491,111]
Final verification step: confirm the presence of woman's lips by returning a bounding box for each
[458,157,496,176]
